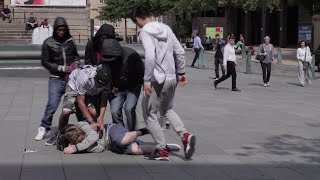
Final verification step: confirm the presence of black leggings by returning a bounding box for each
[260,62,271,83]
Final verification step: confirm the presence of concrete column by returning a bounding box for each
[313,15,320,51]
[244,12,251,44]
[279,0,288,47]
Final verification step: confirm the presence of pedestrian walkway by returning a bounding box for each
[0,49,320,180]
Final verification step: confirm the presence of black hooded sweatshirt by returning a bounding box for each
[41,17,79,78]
[85,24,116,65]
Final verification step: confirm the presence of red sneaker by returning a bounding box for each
[144,149,169,161]
[182,133,196,159]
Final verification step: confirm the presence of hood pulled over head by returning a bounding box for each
[53,17,71,41]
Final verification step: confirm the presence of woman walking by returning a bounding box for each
[259,36,274,87]
[296,40,312,87]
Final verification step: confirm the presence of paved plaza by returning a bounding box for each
[1,46,320,180]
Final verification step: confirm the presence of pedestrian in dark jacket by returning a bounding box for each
[110,47,144,131]
[85,24,116,66]
[35,17,80,143]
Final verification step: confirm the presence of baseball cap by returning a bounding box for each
[95,68,110,85]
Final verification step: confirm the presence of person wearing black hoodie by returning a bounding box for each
[35,17,80,145]
[109,47,144,131]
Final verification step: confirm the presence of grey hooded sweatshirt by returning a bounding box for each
[139,22,185,85]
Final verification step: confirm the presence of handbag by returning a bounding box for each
[306,46,313,62]
[255,44,266,61]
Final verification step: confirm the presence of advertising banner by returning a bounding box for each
[11,0,86,6]
[298,25,312,44]
[206,27,223,38]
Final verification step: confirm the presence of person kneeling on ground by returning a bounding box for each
[45,65,110,146]
[61,122,181,155]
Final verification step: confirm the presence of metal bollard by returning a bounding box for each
[277,48,282,64]
[311,54,315,79]
[198,49,204,69]
[242,46,247,59]
[245,51,252,74]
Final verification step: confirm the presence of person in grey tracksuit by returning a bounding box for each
[132,5,196,161]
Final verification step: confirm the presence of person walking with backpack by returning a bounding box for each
[259,36,274,87]
[35,17,80,142]
[296,40,312,87]
[132,5,196,161]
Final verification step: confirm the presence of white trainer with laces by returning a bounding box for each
[35,126,47,141]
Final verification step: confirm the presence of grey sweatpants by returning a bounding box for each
[142,79,188,150]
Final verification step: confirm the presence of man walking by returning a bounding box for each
[191,33,204,67]
[214,34,225,80]
[35,17,80,141]
[214,35,240,92]
[1,5,12,23]
[132,5,196,161]
[109,47,144,131]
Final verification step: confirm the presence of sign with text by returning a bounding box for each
[206,27,223,38]
[298,25,312,44]
[11,0,86,6]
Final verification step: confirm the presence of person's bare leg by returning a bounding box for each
[131,143,156,155]
[121,131,142,145]
[58,111,71,132]
[88,107,97,122]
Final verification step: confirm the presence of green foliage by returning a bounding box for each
[297,0,320,15]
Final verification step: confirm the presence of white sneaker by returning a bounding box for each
[35,127,47,141]
[263,83,267,87]
[267,82,270,86]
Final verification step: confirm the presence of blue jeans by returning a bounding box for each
[110,85,142,131]
[40,78,66,129]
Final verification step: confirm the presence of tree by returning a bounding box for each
[297,0,320,15]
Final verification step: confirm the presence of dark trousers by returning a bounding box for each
[260,62,271,83]
[215,58,225,78]
[40,78,66,129]
[191,48,201,66]
[25,23,38,32]
[110,85,142,131]
[216,61,237,89]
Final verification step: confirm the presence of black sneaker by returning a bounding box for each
[166,144,181,152]
[231,88,241,92]
[45,135,57,146]
[145,149,169,161]
[214,81,218,89]
[191,65,195,68]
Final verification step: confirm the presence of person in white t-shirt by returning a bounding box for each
[45,65,110,146]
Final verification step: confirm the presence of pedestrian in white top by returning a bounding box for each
[296,40,312,87]
[214,35,240,91]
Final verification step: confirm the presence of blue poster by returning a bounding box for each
[298,25,312,43]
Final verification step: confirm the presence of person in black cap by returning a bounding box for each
[45,65,111,146]
[35,17,80,144]
[214,35,240,92]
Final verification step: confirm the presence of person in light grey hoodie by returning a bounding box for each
[132,5,196,161]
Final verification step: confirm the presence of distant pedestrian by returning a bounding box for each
[40,18,49,28]
[259,36,274,87]
[25,13,38,33]
[35,17,80,142]
[1,5,12,23]
[214,35,240,92]
[191,33,204,67]
[296,40,312,87]
[214,34,225,80]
